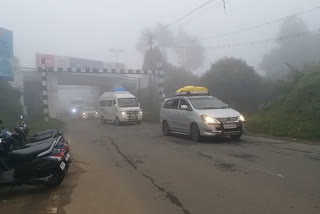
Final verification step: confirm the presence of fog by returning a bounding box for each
[1,0,319,73]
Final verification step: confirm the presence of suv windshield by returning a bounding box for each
[188,97,228,109]
[118,98,138,107]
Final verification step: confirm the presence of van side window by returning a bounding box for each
[179,99,189,110]
[106,100,112,107]
[171,99,179,109]
[100,100,107,107]
[163,99,173,109]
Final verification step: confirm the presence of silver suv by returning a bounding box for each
[160,95,246,141]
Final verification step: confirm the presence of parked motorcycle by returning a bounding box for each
[0,120,68,188]
[16,115,61,144]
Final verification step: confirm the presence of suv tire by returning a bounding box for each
[162,121,170,136]
[190,124,201,142]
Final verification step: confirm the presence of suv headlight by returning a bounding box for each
[239,115,246,122]
[201,115,220,124]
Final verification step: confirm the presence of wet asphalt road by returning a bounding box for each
[1,119,320,214]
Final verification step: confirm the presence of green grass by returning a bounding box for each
[247,71,320,140]
[27,118,66,136]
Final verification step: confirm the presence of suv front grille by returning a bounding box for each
[216,117,239,123]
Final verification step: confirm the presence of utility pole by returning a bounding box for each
[145,28,156,69]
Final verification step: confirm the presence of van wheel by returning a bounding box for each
[162,121,170,136]
[115,117,121,126]
[100,116,105,124]
[190,124,201,142]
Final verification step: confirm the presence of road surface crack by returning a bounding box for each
[108,137,192,214]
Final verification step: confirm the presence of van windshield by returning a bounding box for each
[188,97,228,109]
[118,98,138,107]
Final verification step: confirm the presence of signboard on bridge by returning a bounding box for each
[36,53,126,70]
[0,27,13,80]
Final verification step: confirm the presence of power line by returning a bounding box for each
[205,29,320,50]
[201,5,320,40]
[167,0,221,27]
[175,0,229,26]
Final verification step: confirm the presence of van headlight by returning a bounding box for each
[82,112,86,116]
[121,111,126,116]
[239,115,246,122]
[139,111,143,115]
[201,115,220,124]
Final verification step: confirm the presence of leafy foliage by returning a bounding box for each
[0,80,22,128]
[248,66,320,139]
[201,57,270,113]
[261,16,320,80]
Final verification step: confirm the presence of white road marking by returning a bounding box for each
[199,151,285,178]
[47,207,58,214]
[244,165,285,178]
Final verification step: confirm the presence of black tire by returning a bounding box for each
[115,117,121,126]
[45,170,65,188]
[162,121,170,136]
[231,134,242,140]
[190,124,201,142]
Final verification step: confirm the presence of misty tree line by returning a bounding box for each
[139,16,320,115]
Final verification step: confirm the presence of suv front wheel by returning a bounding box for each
[162,121,170,136]
[190,124,201,142]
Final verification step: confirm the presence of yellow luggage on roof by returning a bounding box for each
[176,86,209,96]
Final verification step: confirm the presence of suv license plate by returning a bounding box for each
[65,153,71,161]
[223,124,237,129]
[60,162,66,170]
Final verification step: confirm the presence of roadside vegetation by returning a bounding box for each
[0,80,65,133]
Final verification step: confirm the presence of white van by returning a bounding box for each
[99,91,143,125]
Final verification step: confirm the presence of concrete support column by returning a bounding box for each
[47,72,59,118]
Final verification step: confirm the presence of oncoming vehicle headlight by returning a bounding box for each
[139,111,143,115]
[95,111,98,115]
[121,111,126,116]
[82,112,86,116]
[71,108,77,113]
[239,115,246,122]
[201,115,219,124]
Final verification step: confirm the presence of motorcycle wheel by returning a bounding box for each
[45,170,65,188]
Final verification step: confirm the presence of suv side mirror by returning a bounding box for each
[113,103,118,108]
[180,105,189,111]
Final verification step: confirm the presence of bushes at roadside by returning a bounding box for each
[247,70,320,139]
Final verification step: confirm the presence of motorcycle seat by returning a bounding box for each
[9,142,53,161]
[30,133,53,142]
[24,138,55,147]
[33,129,55,137]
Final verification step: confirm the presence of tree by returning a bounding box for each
[261,16,320,80]
[201,57,267,113]
[173,30,204,70]
[137,24,205,71]
[0,80,22,128]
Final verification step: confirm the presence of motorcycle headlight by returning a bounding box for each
[239,115,246,122]
[201,115,220,124]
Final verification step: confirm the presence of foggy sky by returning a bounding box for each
[1,0,319,73]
